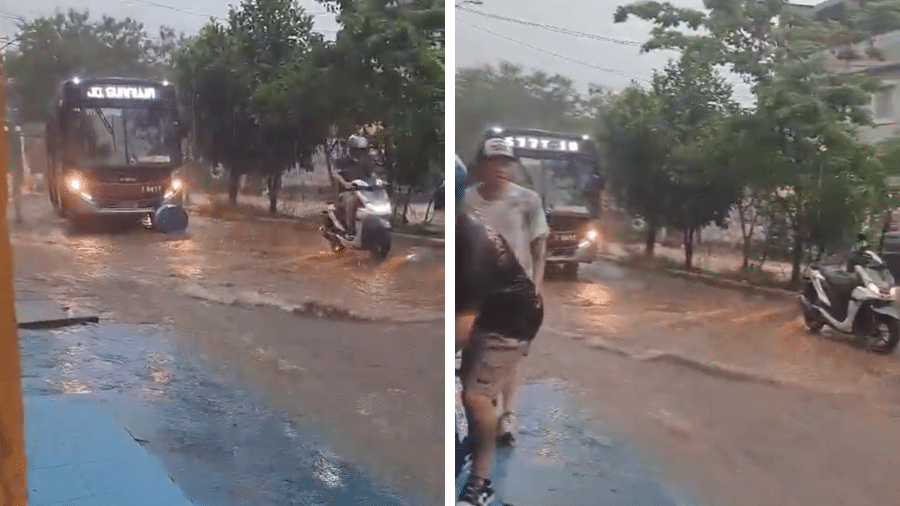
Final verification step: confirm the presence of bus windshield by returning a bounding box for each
[507,157,596,209]
[66,106,178,166]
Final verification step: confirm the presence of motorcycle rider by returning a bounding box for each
[456,156,545,506]
[332,135,376,237]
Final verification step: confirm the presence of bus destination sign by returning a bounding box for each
[85,86,158,100]
[504,135,580,153]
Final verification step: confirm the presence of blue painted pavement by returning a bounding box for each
[25,395,193,506]
[456,379,698,506]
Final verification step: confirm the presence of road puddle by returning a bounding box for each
[455,378,692,506]
[19,323,417,506]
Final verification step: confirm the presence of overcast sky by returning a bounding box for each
[456,0,822,104]
[0,0,341,44]
[2,0,826,104]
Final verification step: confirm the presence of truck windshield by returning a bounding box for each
[66,106,177,166]
[508,157,596,209]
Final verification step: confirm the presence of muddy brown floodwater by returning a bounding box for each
[9,194,444,504]
[522,260,900,506]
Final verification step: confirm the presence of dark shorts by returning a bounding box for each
[472,285,543,342]
[460,286,543,400]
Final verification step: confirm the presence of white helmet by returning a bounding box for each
[348,135,369,150]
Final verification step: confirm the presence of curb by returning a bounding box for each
[596,253,796,299]
[187,207,445,247]
[18,315,100,330]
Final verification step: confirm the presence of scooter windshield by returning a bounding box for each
[865,266,895,287]
[359,186,389,203]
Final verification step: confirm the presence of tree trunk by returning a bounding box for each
[683,227,695,270]
[644,217,658,258]
[401,185,414,225]
[267,172,282,215]
[228,168,241,205]
[880,209,893,253]
[324,142,335,181]
[790,223,804,288]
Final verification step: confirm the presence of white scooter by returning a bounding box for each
[799,239,900,353]
[321,177,392,259]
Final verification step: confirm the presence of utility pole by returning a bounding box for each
[4,78,22,223]
[0,60,29,506]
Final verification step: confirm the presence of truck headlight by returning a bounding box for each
[586,229,599,242]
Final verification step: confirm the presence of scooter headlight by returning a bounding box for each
[369,202,391,214]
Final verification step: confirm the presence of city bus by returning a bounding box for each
[46,77,187,227]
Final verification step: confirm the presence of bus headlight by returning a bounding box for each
[164,179,184,200]
[67,175,82,191]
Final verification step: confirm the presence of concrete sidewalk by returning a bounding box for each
[26,395,193,506]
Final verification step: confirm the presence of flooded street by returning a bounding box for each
[10,194,443,505]
[12,195,443,323]
[21,324,411,506]
[515,259,900,506]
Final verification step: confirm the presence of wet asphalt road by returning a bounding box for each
[519,258,900,506]
[10,194,444,505]
[21,323,410,506]
[455,379,691,506]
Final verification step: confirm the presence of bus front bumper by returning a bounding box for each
[546,240,599,264]
[65,187,184,216]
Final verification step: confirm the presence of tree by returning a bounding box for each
[602,56,741,268]
[614,0,898,284]
[175,0,325,210]
[603,85,671,258]
[323,0,445,220]
[652,57,742,268]
[3,9,183,122]
[456,62,603,162]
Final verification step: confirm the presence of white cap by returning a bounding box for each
[481,137,517,160]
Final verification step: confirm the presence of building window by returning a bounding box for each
[874,86,895,121]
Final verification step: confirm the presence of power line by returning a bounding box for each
[458,18,650,83]
[123,0,331,21]
[458,18,757,103]
[456,4,644,47]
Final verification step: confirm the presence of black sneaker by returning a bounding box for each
[457,476,495,506]
[496,431,515,447]
[496,413,516,447]
[460,435,475,474]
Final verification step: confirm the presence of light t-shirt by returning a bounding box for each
[464,183,549,279]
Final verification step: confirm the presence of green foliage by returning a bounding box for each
[324,0,445,189]
[4,0,444,215]
[613,0,900,282]
[2,9,185,122]
[175,0,324,186]
[602,56,742,267]
[455,62,606,162]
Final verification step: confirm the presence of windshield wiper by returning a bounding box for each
[94,108,116,148]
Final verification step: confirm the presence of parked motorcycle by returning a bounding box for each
[321,177,392,259]
[799,239,900,353]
